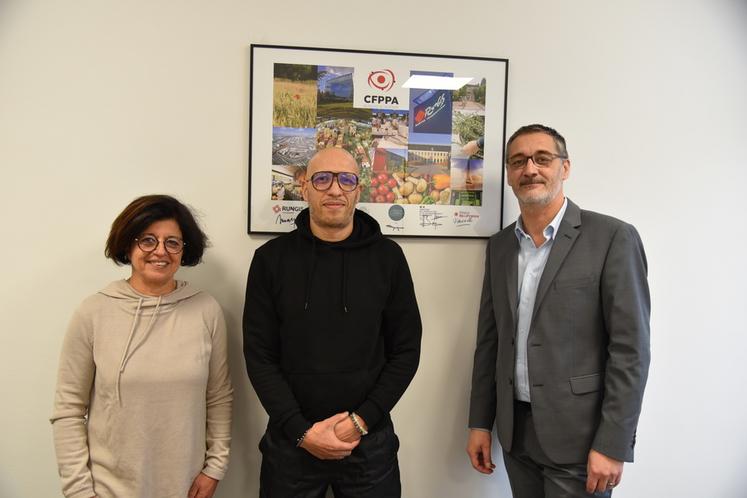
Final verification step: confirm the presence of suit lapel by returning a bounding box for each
[531,200,582,320]
[492,222,520,334]
[505,235,519,333]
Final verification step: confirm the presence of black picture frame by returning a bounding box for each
[249,44,508,237]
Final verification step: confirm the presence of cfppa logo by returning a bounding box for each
[368,69,396,91]
[364,69,399,105]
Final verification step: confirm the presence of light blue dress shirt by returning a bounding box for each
[514,198,568,402]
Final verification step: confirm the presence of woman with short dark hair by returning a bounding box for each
[51,194,232,498]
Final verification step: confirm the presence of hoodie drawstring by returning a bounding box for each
[341,251,348,313]
[304,238,318,311]
[115,296,162,404]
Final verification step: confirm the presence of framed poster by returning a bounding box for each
[248,44,508,237]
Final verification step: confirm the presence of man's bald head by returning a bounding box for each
[307,148,360,176]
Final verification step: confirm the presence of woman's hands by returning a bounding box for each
[188,472,219,498]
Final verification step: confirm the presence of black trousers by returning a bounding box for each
[503,401,612,498]
[258,422,401,498]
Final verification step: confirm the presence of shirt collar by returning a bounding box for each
[515,197,569,244]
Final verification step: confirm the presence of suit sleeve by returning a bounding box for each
[202,305,233,480]
[356,244,422,429]
[468,240,499,430]
[593,223,651,462]
[50,308,97,498]
[243,248,312,443]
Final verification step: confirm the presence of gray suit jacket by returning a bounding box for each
[468,199,650,463]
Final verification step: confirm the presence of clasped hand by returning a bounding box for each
[300,412,365,460]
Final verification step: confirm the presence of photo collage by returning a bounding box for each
[270,63,486,207]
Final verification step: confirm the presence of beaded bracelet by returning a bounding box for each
[349,412,368,436]
[296,428,310,447]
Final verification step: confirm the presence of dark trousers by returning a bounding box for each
[503,401,612,498]
[259,422,401,498]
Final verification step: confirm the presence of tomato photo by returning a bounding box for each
[377,173,389,184]
[370,177,379,187]
[387,178,397,189]
[375,194,386,203]
[377,184,389,195]
[385,191,395,203]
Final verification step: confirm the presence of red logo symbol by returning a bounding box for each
[368,69,396,91]
[272,205,281,213]
[414,93,446,126]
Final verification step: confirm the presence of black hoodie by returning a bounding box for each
[243,208,422,442]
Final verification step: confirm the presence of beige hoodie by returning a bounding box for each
[51,280,233,498]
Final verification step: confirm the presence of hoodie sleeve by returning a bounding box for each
[356,243,422,429]
[202,304,233,480]
[50,307,97,498]
[243,247,312,442]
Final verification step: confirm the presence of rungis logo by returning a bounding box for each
[368,69,396,91]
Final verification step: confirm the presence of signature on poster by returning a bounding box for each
[275,214,296,225]
[418,207,446,229]
[453,210,480,228]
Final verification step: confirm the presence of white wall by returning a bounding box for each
[1,1,745,496]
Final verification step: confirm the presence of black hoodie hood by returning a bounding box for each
[294,208,383,312]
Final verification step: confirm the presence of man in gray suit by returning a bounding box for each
[466,124,650,497]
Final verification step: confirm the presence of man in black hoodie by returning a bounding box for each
[244,148,422,497]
